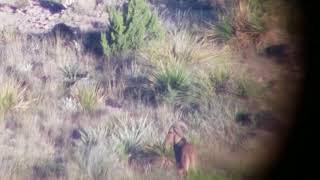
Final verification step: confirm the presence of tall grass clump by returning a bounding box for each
[73,82,104,112]
[205,17,234,44]
[0,78,29,114]
[233,0,266,37]
[173,73,214,114]
[153,62,190,103]
[205,0,267,51]
[101,0,164,57]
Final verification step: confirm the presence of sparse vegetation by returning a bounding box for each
[206,17,234,44]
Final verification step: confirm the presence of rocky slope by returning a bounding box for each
[0,0,109,33]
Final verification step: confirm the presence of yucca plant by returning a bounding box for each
[112,114,153,154]
[205,17,235,44]
[153,62,190,99]
[59,64,87,87]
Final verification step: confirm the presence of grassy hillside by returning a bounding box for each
[0,0,302,179]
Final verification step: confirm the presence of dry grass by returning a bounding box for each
[140,29,224,68]
[0,77,29,115]
[0,0,30,8]
[72,81,105,111]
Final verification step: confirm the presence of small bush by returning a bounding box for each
[101,0,164,57]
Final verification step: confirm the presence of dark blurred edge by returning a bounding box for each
[258,0,318,179]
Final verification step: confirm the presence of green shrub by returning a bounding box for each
[101,0,164,57]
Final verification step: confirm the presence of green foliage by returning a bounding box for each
[208,18,234,44]
[101,0,164,57]
[109,9,127,53]
[100,33,111,57]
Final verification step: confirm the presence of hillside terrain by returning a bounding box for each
[0,0,303,179]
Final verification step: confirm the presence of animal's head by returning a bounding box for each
[163,121,188,148]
